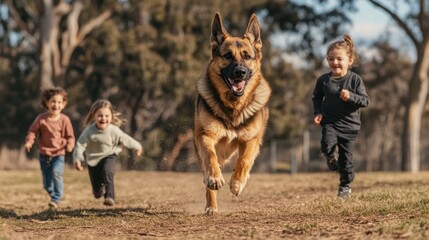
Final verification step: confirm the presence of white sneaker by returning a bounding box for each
[48,201,58,209]
[103,198,115,206]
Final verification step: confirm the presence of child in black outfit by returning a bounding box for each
[312,35,370,199]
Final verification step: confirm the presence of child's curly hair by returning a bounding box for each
[41,87,68,109]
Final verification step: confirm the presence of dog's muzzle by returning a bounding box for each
[221,65,251,97]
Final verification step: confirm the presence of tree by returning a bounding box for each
[7,0,115,90]
[0,0,372,171]
[357,40,412,171]
[366,0,429,172]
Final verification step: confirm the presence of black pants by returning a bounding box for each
[321,124,358,187]
[88,154,117,200]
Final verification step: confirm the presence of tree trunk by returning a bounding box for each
[37,0,112,89]
[39,0,55,90]
[401,40,429,172]
[367,0,429,173]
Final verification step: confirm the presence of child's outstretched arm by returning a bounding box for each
[136,148,142,157]
[114,126,143,156]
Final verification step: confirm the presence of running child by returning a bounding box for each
[312,35,370,199]
[73,99,142,206]
[25,87,75,209]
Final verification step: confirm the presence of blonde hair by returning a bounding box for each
[41,87,68,109]
[327,34,359,67]
[84,99,125,127]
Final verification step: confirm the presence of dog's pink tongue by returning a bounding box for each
[232,81,245,92]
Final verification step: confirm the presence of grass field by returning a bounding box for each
[1,169,429,239]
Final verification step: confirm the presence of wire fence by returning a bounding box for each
[255,127,429,173]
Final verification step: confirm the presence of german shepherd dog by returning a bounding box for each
[194,12,271,214]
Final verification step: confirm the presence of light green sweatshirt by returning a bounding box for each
[73,123,142,167]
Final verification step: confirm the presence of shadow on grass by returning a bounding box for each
[0,206,182,221]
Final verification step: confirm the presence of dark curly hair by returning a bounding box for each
[41,87,68,109]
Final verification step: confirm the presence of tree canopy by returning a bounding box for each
[0,0,425,172]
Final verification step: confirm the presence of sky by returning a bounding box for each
[349,1,414,59]
[274,0,416,67]
[278,0,416,67]
[350,1,390,42]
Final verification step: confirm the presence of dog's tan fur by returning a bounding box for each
[194,12,271,214]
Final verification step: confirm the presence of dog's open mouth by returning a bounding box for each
[230,79,246,95]
[222,74,247,97]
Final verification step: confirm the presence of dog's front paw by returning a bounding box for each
[204,174,225,190]
[229,177,248,196]
[205,207,218,215]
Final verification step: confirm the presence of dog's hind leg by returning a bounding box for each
[205,188,218,215]
[229,138,260,196]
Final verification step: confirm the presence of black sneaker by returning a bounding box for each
[94,185,106,199]
[337,185,351,199]
[326,146,339,172]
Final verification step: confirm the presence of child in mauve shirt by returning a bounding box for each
[25,87,75,209]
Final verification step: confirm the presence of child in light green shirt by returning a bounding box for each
[73,99,142,206]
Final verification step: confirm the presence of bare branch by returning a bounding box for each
[420,0,429,35]
[61,0,83,66]
[51,1,71,78]
[77,10,113,42]
[6,0,37,46]
[368,0,420,49]
[162,129,193,171]
[61,8,113,67]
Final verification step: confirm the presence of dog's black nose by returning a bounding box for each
[234,66,247,78]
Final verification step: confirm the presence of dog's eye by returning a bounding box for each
[243,53,252,60]
[223,52,233,60]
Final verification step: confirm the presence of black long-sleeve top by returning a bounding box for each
[312,71,370,131]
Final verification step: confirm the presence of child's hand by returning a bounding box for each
[136,148,142,157]
[66,144,74,152]
[25,143,32,152]
[340,89,350,101]
[314,114,323,125]
[75,161,83,171]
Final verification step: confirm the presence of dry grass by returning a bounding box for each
[1,169,429,239]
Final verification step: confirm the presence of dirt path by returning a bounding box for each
[1,170,429,239]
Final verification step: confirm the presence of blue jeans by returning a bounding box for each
[39,155,65,203]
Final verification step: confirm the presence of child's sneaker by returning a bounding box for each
[48,201,58,209]
[94,185,106,199]
[103,198,115,206]
[337,185,351,199]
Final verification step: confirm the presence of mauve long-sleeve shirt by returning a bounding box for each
[25,112,75,156]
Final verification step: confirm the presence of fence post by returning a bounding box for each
[303,130,310,171]
[270,140,277,173]
[290,153,297,175]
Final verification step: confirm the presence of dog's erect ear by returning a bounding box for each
[244,14,262,58]
[211,12,229,57]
